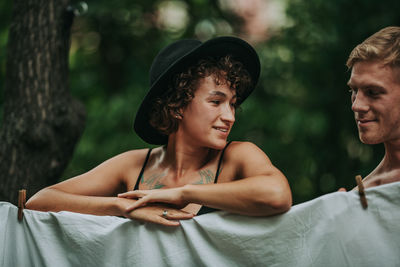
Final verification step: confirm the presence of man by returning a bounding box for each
[346,26,400,189]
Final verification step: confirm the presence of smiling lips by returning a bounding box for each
[356,119,376,126]
[213,126,229,133]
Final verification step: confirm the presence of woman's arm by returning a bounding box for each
[120,142,292,216]
[26,149,194,225]
[27,187,193,226]
[25,150,138,215]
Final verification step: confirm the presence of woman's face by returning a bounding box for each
[177,75,236,149]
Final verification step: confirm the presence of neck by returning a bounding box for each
[364,141,400,186]
[162,134,216,179]
[380,140,400,171]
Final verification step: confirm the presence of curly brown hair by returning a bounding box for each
[149,55,252,135]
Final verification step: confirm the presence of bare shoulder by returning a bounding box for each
[110,148,152,168]
[72,148,154,182]
[101,147,157,180]
[223,141,271,165]
[221,141,280,179]
[48,147,156,196]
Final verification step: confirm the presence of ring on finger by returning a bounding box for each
[162,210,168,217]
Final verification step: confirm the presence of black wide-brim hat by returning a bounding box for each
[134,36,261,145]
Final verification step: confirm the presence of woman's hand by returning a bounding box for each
[125,205,194,226]
[118,187,189,212]
[117,197,193,226]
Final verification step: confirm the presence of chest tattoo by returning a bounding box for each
[141,168,218,189]
[141,173,167,189]
[193,169,215,184]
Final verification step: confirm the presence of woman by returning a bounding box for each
[26,36,292,226]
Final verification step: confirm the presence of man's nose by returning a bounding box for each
[351,91,369,113]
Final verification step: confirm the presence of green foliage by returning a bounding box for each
[1,0,399,204]
[63,0,241,177]
[257,0,399,202]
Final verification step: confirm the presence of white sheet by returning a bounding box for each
[1,182,400,267]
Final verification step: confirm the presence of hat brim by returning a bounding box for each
[134,36,261,145]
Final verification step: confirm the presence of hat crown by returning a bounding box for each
[149,39,202,87]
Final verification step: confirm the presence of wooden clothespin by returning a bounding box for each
[355,175,368,209]
[18,189,26,221]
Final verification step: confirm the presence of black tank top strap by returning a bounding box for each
[133,148,153,190]
[197,141,232,216]
[214,141,232,183]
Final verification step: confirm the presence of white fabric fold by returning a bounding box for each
[1,182,399,267]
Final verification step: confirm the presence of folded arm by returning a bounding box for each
[120,142,292,216]
[25,150,193,226]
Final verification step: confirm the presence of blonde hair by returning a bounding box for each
[346,26,400,68]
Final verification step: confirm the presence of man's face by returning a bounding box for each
[348,60,400,145]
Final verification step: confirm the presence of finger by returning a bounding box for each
[120,189,160,196]
[338,187,347,192]
[125,197,149,212]
[156,217,181,227]
[129,214,181,227]
[118,191,145,199]
[118,192,136,198]
[163,210,194,220]
[166,213,194,220]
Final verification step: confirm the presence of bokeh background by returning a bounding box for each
[1,0,399,204]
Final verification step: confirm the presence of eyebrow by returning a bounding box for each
[347,82,354,89]
[347,81,385,91]
[208,90,237,99]
[347,78,357,87]
[209,91,226,97]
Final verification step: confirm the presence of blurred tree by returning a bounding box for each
[0,0,85,203]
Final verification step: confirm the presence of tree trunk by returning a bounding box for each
[0,0,86,204]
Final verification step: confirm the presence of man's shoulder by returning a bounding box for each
[362,170,400,189]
